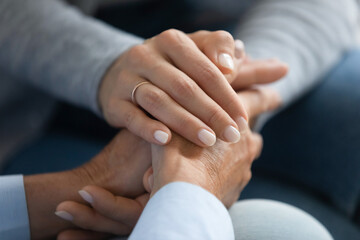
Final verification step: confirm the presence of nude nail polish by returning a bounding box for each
[224,125,241,143]
[235,39,245,59]
[154,130,169,144]
[219,53,234,70]
[79,190,94,204]
[55,211,73,221]
[236,117,248,134]
[198,129,216,146]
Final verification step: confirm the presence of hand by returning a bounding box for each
[99,29,274,147]
[23,130,151,239]
[56,186,150,239]
[81,130,151,197]
[54,82,282,240]
[55,127,261,239]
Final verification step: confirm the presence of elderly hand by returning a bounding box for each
[99,29,287,147]
[54,80,282,240]
[23,129,152,240]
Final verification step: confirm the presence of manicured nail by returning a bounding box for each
[235,39,245,59]
[236,117,248,134]
[154,130,169,144]
[55,211,73,221]
[224,125,241,143]
[218,53,234,70]
[79,190,94,204]
[198,129,216,146]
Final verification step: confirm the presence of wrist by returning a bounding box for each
[151,153,214,197]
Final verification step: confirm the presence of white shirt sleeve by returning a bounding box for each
[129,182,234,240]
[0,175,30,240]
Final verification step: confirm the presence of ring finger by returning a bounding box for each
[135,82,218,147]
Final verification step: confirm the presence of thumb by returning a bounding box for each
[238,87,282,120]
[143,167,154,193]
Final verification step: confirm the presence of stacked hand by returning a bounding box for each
[48,29,287,239]
[99,29,287,147]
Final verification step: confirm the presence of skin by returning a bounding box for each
[24,130,151,239]
[22,83,282,240]
[23,31,288,239]
[54,86,282,240]
[99,29,287,147]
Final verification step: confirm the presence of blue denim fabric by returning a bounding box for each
[240,49,360,239]
[2,50,360,239]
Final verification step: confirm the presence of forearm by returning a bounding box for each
[235,0,358,109]
[0,0,143,114]
[24,168,92,239]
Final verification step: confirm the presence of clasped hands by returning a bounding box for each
[27,29,287,239]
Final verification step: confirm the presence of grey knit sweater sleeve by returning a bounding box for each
[232,0,359,127]
[0,0,143,114]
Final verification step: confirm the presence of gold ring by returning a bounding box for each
[131,81,151,106]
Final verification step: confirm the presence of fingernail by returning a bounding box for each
[223,125,241,143]
[55,211,73,221]
[198,129,216,146]
[218,53,234,70]
[154,130,169,144]
[79,190,94,204]
[236,117,248,134]
[148,174,154,191]
[235,39,245,59]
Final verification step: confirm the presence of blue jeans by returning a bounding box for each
[240,49,360,239]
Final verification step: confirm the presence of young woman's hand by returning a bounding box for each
[99,29,287,147]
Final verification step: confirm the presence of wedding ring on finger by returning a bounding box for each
[131,81,151,106]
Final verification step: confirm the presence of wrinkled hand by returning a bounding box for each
[79,130,151,198]
[55,79,282,240]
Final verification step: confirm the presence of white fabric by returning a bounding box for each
[130,182,234,240]
[0,175,30,240]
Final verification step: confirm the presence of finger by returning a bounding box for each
[249,133,263,160]
[238,88,282,120]
[106,99,172,145]
[134,60,241,144]
[189,30,237,74]
[154,29,249,126]
[58,230,111,240]
[143,167,154,193]
[135,82,218,147]
[79,186,146,226]
[234,39,246,60]
[231,59,288,89]
[56,201,132,236]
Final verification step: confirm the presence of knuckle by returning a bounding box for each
[213,30,234,44]
[177,114,196,131]
[172,78,197,98]
[81,219,95,230]
[123,108,137,129]
[194,30,210,36]
[207,107,226,126]
[143,89,166,110]
[158,29,184,45]
[127,44,149,65]
[199,65,221,83]
[225,96,242,113]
